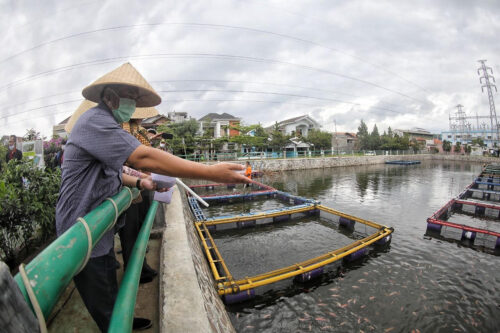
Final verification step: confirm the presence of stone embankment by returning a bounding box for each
[236,154,498,172]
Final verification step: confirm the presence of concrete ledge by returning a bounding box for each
[160,185,211,333]
[160,186,235,333]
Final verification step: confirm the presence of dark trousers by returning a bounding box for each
[119,191,151,269]
[73,249,118,333]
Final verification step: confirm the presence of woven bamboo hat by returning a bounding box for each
[82,62,161,107]
[65,100,159,133]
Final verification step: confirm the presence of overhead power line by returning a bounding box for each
[0,53,427,105]
[0,22,428,93]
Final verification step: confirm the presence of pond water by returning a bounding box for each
[207,160,500,332]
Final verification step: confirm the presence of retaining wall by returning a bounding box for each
[238,154,499,172]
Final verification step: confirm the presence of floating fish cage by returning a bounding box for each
[194,205,393,304]
[187,182,317,221]
[482,164,500,175]
[189,181,275,198]
[385,160,421,165]
[427,198,500,252]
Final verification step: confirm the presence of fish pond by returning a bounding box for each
[205,160,500,332]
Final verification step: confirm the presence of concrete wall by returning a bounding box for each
[245,154,499,172]
[160,186,235,333]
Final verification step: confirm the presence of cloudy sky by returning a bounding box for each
[1,0,499,138]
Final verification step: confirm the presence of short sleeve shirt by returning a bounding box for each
[55,103,140,258]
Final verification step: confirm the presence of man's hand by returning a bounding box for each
[140,177,157,191]
[206,163,251,184]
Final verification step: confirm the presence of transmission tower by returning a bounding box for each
[477,59,498,142]
[449,104,471,142]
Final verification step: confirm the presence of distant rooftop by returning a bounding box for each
[199,113,240,121]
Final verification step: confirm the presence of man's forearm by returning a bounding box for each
[127,146,212,179]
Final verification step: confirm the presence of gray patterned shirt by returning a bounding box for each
[55,103,140,257]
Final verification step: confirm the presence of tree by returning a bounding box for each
[157,119,200,155]
[269,122,289,151]
[356,120,370,149]
[454,141,462,154]
[369,124,381,150]
[464,144,471,154]
[442,140,452,153]
[471,137,485,147]
[23,128,43,141]
[305,129,332,150]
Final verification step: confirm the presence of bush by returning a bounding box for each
[0,159,61,268]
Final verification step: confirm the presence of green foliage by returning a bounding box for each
[0,143,6,171]
[157,119,200,155]
[357,120,409,150]
[268,122,290,151]
[442,140,452,152]
[464,144,471,154]
[0,159,61,267]
[357,120,370,149]
[229,124,268,150]
[305,129,332,150]
[370,125,381,150]
[454,141,462,153]
[23,128,43,141]
[471,137,485,147]
[410,138,425,153]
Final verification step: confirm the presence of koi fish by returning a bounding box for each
[315,317,327,322]
[369,296,375,301]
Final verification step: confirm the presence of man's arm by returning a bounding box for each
[126,145,249,184]
[122,173,156,190]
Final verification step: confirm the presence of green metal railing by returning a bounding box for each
[13,187,139,324]
[108,200,159,332]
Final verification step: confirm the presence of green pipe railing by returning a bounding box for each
[108,200,159,333]
[14,187,139,320]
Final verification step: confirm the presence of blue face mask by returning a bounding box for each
[112,98,136,123]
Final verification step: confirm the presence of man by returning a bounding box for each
[56,63,249,332]
[5,135,22,163]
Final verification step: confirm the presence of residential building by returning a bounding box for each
[140,115,170,130]
[331,132,357,152]
[53,116,71,138]
[393,127,435,140]
[198,113,240,138]
[266,115,321,138]
[284,137,312,157]
[168,111,189,123]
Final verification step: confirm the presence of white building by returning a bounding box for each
[198,113,241,138]
[167,111,189,123]
[267,115,321,138]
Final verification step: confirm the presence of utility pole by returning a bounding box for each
[477,59,498,145]
[334,119,338,155]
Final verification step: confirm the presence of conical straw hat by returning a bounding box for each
[65,100,160,133]
[82,62,161,107]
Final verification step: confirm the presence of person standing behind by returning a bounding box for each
[243,161,252,188]
[6,135,22,163]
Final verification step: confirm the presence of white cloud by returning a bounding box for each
[0,0,499,139]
